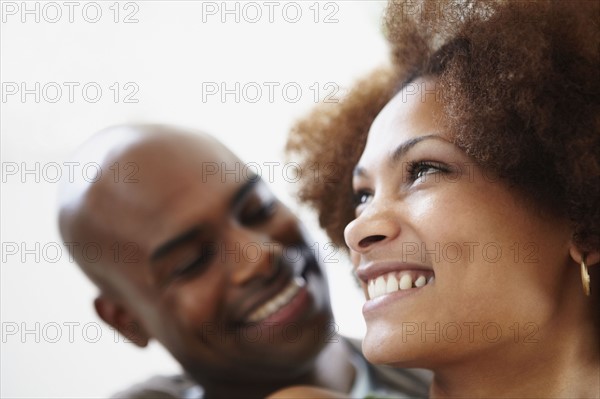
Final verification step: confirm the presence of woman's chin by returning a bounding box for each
[363,333,417,367]
[363,324,454,369]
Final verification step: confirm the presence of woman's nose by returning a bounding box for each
[344,199,401,254]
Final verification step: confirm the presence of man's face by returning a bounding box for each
[92,135,332,384]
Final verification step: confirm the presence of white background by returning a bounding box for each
[1,1,390,397]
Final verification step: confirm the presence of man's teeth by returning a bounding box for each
[367,271,434,300]
[247,277,304,323]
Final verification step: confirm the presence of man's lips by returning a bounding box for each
[246,276,308,324]
[231,250,310,324]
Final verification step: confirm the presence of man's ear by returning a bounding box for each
[94,295,150,347]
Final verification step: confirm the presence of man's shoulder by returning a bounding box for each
[110,374,203,399]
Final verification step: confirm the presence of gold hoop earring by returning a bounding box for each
[581,255,591,296]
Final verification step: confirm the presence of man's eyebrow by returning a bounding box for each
[353,135,445,178]
[150,178,259,262]
[230,177,260,208]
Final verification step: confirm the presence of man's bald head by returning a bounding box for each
[58,124,240,297]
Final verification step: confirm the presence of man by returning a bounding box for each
[58,124,430,398]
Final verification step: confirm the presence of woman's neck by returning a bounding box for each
[430,301,599,398]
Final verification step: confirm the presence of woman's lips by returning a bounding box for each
[361,272,435,315]
[355,261,436,315]
[356,261,435,300]
[366,270,435,300]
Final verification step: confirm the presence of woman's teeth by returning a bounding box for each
[367,271,434,300]
[246,277,305,323]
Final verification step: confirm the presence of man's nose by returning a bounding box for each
[344,198,401,255]
[227,227,279,286]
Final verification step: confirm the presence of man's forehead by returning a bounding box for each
[98,138,244,211]
[125,133,239,165]
[103,131,242,187]
[60,126,235,206]
[72,129,246,243]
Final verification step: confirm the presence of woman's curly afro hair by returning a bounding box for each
[286,0,600,253]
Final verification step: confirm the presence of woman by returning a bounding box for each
[286,0,599,397]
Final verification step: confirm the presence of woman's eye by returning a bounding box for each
[406,161,449,183]
[353,190,372,207]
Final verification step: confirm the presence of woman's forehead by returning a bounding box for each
[363,79,446,161]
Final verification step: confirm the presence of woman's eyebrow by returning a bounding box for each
[390,134,445,164]
[353,135,447,178]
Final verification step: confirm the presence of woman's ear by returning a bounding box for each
[569,244,599,297]
[94,295,150,347]
[569,246,600,267]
